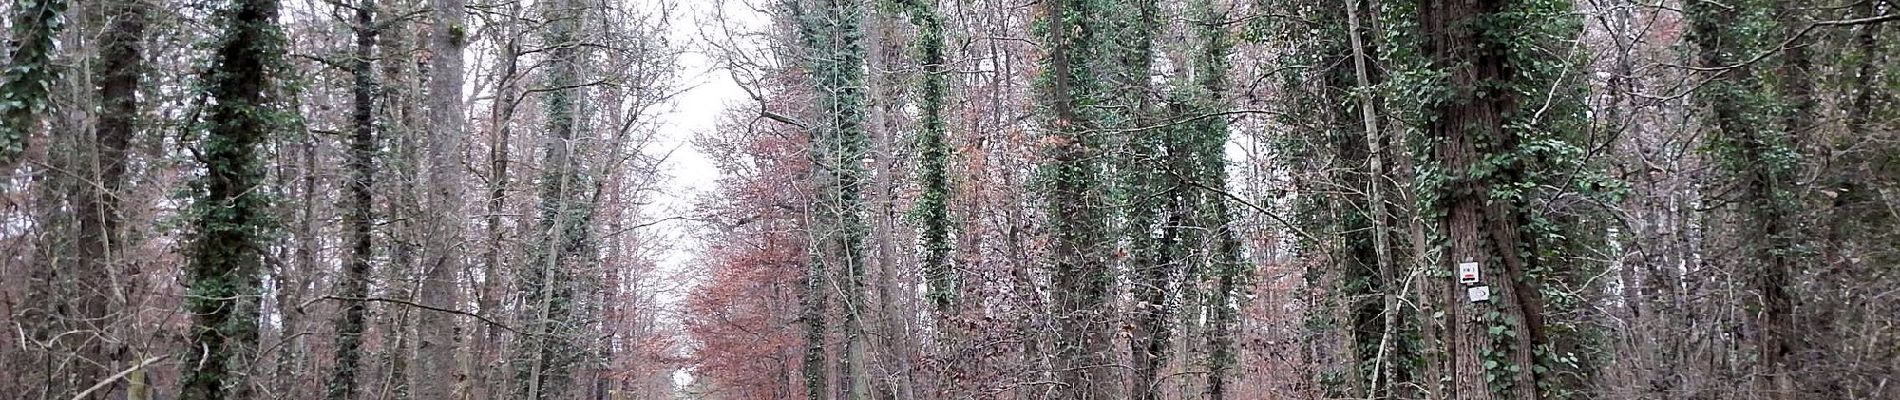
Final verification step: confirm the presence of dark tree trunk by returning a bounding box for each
[1685,2,1802,398]
[1039,0,1116,398]
[325,0,377,398]
[181,0,282,398]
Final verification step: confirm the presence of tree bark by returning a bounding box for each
[325,0,377,397]
[1416,0,1546,398]
[181,0,281,397]
[413,0,469,395]
[1038,0,1116,398]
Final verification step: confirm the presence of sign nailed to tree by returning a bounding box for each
[1467,286,1491,303]
[1458,261,1480,284]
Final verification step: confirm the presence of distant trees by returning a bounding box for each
[1,0,1897,399]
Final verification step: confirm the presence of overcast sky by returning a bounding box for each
[642,0,759,315]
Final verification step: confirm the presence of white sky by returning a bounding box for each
[643,0,765,388]
[643,0,760,317]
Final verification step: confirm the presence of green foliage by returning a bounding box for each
[511,1,600,397]
[0,0,69,165]
[899,0,955,311]
[181,0,287,398]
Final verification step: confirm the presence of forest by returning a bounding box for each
[1,0,1896,399]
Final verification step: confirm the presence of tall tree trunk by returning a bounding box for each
[374,5,422,397]
[1416,0,1546,398]
[44,0,145,397]
[1038,0,1116,398]
[1114,1,1177,398]
[475,6,522,397]
[1184,2,1240,396]
[515,0,589,397]
[899,1,956,397]
[413,0,469,395]
[1685,2,1800,398]
[181,0,282,397]
[790,0,871,398]
[326,0,378,397]
[866,11,915,400]
[1345,0,1401,395]
[786,2,833,399]
[1762,3,1811,396]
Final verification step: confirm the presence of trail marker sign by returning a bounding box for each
[1467,285,1491,303]
[1458,261,1480,284]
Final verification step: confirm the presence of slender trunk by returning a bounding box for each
[899,1,956,396]
[476,8,522,398]
[515,0,588,397]
[1345,0,1400,395]
[867,12,915,399]
[326,1,378,397]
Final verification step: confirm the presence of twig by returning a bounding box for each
[1680,12,1899,72]
[70,355,169,400]
[1181,178,1323,247]
[304,295,520,334]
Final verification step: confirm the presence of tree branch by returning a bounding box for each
[68,355,169,400]
[1681,12,1899,72]
[303,295,520,334]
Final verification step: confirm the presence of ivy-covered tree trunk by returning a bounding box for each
[1415,0,1548,398]
[899,0,957,396]
[325,0,378,398]
[1685,2,1801,398]
[181,0,282,398]
[796,0,871,398]
[1183,2,1243,397]
[514,0,590,397]
[900,0,951,327]
[1104,1,1180,399]
[0,0,67,168]
[1037,0,1116,398]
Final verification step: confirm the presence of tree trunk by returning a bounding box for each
[1345,0,1401,395]
[1685,2,1801,398]
[1416,0,1546,398]
[52,0,145,396]
[325,0,378,397]
[181,0,281,397]
[515,0,589,397]
[0,0,68,168]
[1038,0,1116,398]
[413,0,469,395]
[475,5,523,397]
